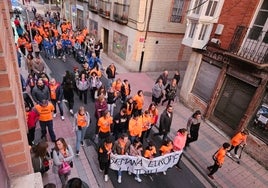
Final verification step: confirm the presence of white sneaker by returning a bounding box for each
[53,113,57,118]
[117,176,122,183]
[163,171,166,175]
[70,109,74,115]
[128,171,131,175]
[61,116,65,120]
[104,175,108,182]
[234,154,239,159]
[226,152,231,157]
[135,176,142,183]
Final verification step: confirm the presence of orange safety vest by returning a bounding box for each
[35,103,54,121]
[49,84,58,100]
[77,113,87,127]
[98,116,113,133]
[123,83,130,96]
[133,94,144,110]
[128,117,142,137]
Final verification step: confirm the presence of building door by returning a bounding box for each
[103,28,109,53]
[77,9,83,29]
[214,76,256,131]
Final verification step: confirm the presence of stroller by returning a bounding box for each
[75,49,85,64]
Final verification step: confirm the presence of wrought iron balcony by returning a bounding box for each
[113,2,129,25]
[88,0,98,13]
[228,26,268,64]
[98,0,111,19]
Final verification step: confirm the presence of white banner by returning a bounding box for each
[110,151,182,174]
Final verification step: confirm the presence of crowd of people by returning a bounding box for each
[14,5,250,187]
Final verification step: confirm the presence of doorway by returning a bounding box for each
[103,28,109,54]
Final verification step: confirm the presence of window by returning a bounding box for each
[205,0,218,16]
[248,2,268,43]
[188,22,197,38]
[198,24,208,40]
[192,0,203,14]
[170,0,185,23]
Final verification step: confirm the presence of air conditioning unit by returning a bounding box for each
[211,38,221,45]
[215,24,224,35]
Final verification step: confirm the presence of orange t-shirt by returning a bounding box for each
[133,94,144,110]
[77,113,87,127]
[35,103,54,121]
[160,144,173,155]
[98,116,113,133]
[49,84,59,100]
[128,117,142,137]
[142,114,151,132]
[231,132,247,146]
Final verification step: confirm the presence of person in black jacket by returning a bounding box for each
[154,104,173,141]
[106,63,116,88]
[98,137,113,182]
[113,108,128,140]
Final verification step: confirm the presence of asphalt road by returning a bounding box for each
[41,52,206,188]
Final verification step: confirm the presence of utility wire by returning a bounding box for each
[186,0,209,13]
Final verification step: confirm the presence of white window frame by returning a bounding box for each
[170,0,185,23]
[205,0,218,17]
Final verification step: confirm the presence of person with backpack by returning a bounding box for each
[31,141,50,175]
[73,106,90,155]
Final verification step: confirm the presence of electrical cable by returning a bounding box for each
[186,0,209,13]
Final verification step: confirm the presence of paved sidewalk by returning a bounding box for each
[18,1,268,187]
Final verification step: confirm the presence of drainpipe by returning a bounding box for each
[139,0,153,72]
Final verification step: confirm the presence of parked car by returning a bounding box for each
[254,104,268,130]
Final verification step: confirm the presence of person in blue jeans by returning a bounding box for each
[73,106,90,155]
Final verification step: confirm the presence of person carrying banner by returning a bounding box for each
[98,137,113,182]
[159,139,173,175]
[112,133,131,184]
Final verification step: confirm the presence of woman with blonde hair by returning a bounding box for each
[73,106,90,155]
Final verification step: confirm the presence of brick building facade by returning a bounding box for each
[0,0,33,187]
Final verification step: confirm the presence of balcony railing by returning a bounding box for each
[88,0,98,13]
[228,26,268,64]
[98,0,111,19]
[113,2,129,25]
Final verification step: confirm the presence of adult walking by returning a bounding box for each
[113,108,128,140]
[128,112,143,144]
[106,63,116,88]
[62,71,75,115]
[207,142,231,179]
[73,106,90,155]
[162,78,177,106]
[133,90,144,116]
[49,78,65,120]
[32,79,50,104]
[185,110,202,148]
[97,110,113,143]
[98,137,113,182]
[226,129,249,159]
[154,104,173,141]
[173,128,188,169]
[76,73,90,104]
[52,137,74,188]
[31,141,50,175]
[156,70,169,87]
[34,99,56,142]
[121,79,131,103]
[112,133,131,184]
[152,78,165,106]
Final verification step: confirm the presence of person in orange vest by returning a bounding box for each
[97,110,113,143]
[49,78,65,120]
[73,106,90,155]
[111,78,122,99]
[98,136,113,182]
[140,110,152,144]
[17,35,27,56]
[146,103,159,141]
[143,141,156,159]
[207,142,231,179]
[226,129,249,158]
[124,97,135,119]
[133,90,144,116]
[121,79,131,103]
[159,139,173,175]
[34,99,56,142]
[34,32,43,52]
[112,133,131,184]
[128,112,142,144]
